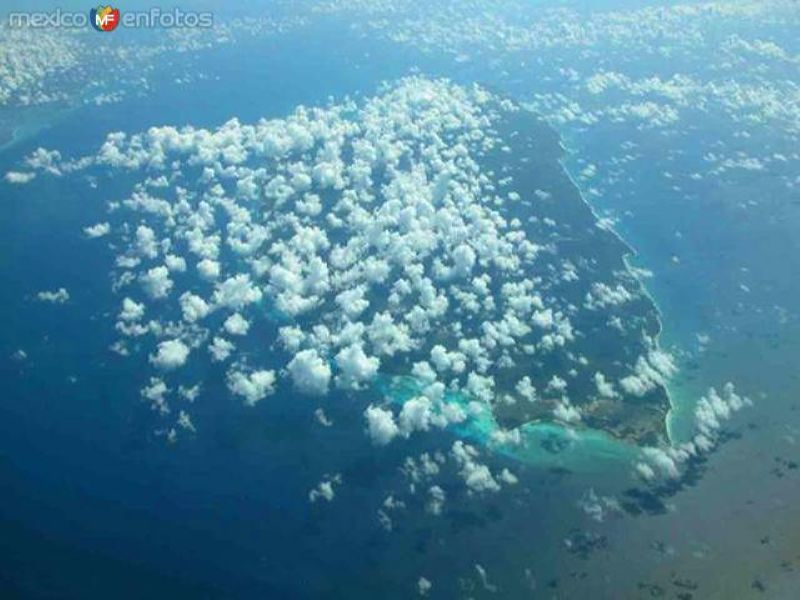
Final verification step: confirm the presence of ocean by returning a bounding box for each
[2,4,799,598]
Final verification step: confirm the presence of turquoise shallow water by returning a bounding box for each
[383,374,638,473]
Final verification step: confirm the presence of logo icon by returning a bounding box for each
[90,5,120,31]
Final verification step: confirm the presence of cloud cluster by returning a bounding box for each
[0,14,309,110]
[635,382,751,482]
[23,76,688,501]
[450,440,501,494]
[0,28,80,107]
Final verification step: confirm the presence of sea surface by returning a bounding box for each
[2,8,799,598]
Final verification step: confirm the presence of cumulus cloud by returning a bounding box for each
[426,485,446,515]
[213,274,262,309]
[140,266,173,299]
[197,258,220,280]
[36,288,69,304]
[418,577,432,596]
[635,383,751,482]
[515,376,537,402]
[150,339,190,370]
[141,377,169,414]
[227,368,276,405]
[135,225,159,259]
[365,405,399,446]
[398,396,434,436]
[119,297,145,321]
[620,350,676,397]
[177,410,196,433]
[450,441,501,494]
[4,171,36,184]
[585,282,634,310]
[223,312,250,336]
[335,344,380,390]
[309,474,342,503]
[315,407,333,427]
[287,348,331,396]
[594,372,617,399]
[165,254,187,273]
[180,292,211,323]
[553,400,581,424]
[83,222,111,238]
[208,336,235,362]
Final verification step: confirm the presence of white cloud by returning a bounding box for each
[213,273,262,309]
[515,376,537,402]
[411,361,437,384]
[36,288,69,304]
[365,405,399,446]
[594,372,617,399]
[150,339,190,370]
[498,468,518,485]
[180,292,211,323]
[197,258,220,280]
[135,225,159,259]
[335,343,380,390]
[208,336,235,362]
[418,577,432,596]
[119,297,145,321]
[693,382,750,445]
[227,368,276,405]
[83,222,111,238]
[314,407,333,427]
[585,282,634,310]
[426,485,446,515]
[620,350,676,397]
[398,396,433,436]
[141,377,169,414]
[165,254,187,273]
[177,410,196,433]
[309,474,341,503]
[223,312,250,336]
[635,382,751,482]
[140,266,173,299]
[466,372,494,403]
[450,441,500,494]
[178,384,201,402]
[553,400,581,424]
[336,286,370,319]
[287,348,331,396]
[4,171,36,184]
[430,345,466,374]
[546,375,568,394]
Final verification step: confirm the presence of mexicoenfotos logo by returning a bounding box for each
[6,6,214,30]
[90,6,121,32]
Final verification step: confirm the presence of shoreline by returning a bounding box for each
[382,374,638,474]
[556,137,680,447]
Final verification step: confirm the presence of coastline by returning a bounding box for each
[382,375,638,474]
[555,136,680,447]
